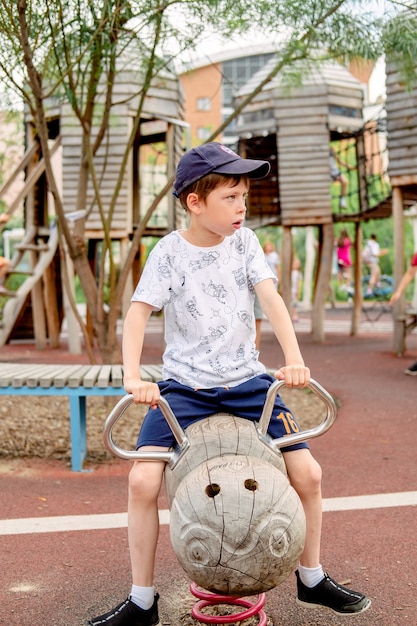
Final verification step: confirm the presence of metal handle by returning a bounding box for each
[257,378,337,448]
[103,394,189,463]
[103,378,337,461]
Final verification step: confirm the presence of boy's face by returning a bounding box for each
[187,179,249,240]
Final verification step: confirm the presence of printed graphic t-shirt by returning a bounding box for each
[132,228,277,388]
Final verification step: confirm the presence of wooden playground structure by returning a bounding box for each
[386,60,417,354]
[0,57,416,355]
[0,65,185,353]
[235,58,417,347]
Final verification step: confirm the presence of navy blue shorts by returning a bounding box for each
[137,373,308,453]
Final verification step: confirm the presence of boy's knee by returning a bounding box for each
[308,457,322,487]
[287,453,322,495]
[128,461,164,499]
[299,457,321,490]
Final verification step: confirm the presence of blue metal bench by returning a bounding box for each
[0,363,162,471]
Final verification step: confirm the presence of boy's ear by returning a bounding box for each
[186,192,202,214]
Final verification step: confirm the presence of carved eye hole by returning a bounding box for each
[205,483,221,498]
[244,479,258,491]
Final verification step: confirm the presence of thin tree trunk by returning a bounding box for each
[311,223,334,342]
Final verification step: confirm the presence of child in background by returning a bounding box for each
[263,240,280,282]
[336,229,352,290]
[291,256,303,322]
[363,233,388,295]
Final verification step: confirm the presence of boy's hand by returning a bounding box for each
[274,364,310,388]
[389,292,400,305]
[124,378,160,408]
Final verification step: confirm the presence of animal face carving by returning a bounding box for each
[164,414,287,508]
[169,454,306,596]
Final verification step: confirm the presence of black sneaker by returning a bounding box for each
[88,594,160,625]
[404,362,417,376]
[296,571,371,615]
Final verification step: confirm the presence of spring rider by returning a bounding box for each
[103,379,336,624]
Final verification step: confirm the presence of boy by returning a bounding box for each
[363,233,389,296]
[88,143,370,625]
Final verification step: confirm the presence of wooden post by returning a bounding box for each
[311,223,334,342]
[355,131,368,214]
[301,226,316,312]
[31,270,47,349]
[120,237,132,319]
[410,207,417,308]
[351,221,362,335]
[166,123,176,233]
[392,186,405,355]
[62,245,82,355]
[43,256,61,348]
[281,226,292,313]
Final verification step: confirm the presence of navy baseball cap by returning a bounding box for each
[173,142,270,196]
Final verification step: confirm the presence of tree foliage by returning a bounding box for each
[0,0,414,361]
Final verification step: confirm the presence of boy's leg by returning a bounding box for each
[340,173,348,197]
[88,453,166,625]
[128,457,166,586]
[282,448,322,567]
[368,261,380,290]
[283,448,322,567]
[284,448,371,615]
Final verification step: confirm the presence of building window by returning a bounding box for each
[197,97,211,111]
[222,113,236,139]
[197,126,212,140]
[220,53,275,140]
[329,104,362,119]
[222,53,275,108]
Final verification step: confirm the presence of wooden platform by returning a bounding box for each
[396,309,417,339]
[0,363,163,471]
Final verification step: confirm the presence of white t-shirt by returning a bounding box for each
[366,239,380,264]
[132,228,277,388]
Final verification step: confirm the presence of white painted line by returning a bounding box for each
[0,492,416,537]
[322,490,417,512]
[0,512,128,535]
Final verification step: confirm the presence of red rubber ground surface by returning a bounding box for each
[1,307,416,625]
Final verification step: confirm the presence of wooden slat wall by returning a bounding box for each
[59,62,184,237]
[386,63,417,180]
[236,60,364,226]
[273,84,332,225]
[61,100,131,234]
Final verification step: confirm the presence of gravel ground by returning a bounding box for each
[0,387,328,464]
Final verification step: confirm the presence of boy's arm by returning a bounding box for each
[390,265,417,305]
[122,300,160,406]
[255,279,310,387]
